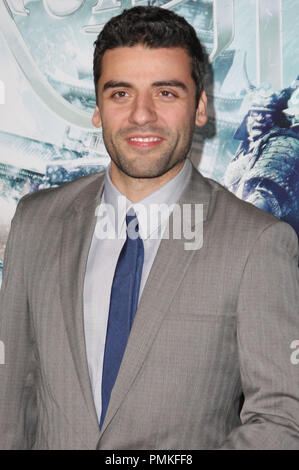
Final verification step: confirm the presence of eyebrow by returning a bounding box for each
[103,81,133,91]
[102,80,188,92]
[152,81,188,91]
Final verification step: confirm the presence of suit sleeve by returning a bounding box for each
[220,220,299,449]
[0,198,38,449]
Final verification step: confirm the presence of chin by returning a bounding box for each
[115,155,177,179]
[121,166,170,179]
[249,129,263,140]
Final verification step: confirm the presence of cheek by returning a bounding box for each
[101,102,128,120]
[162,107,192,130]
[101,112,125,135]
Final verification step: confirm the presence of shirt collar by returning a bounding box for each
[102,158,192,240]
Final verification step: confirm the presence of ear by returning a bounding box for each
[195,90,207,127]
[92,105,102,128]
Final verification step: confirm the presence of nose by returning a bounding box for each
[128,92,157,126]
[255,114,264,122]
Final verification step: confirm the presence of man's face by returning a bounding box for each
[92,45,207,179]
[246,109,275,141]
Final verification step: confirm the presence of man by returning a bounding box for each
[0,6,298,450]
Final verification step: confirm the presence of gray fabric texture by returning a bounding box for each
[0,163,298,449]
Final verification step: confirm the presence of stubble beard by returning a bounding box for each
[102,121,195,180]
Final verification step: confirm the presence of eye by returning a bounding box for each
[111,90,129,99]
[159,90,176,98]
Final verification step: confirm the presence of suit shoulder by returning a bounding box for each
[17,170,106,220]
[203,174,279,229]
[200,173,298,260]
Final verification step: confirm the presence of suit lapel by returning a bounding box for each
[99,165,214,437]
[59,173,106,435]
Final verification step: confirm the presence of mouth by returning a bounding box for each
[126,135,164,149]
[250,126,263,134]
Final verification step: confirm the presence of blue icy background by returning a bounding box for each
[0,0,298,282]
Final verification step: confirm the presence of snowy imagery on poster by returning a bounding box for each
[0,0,298,283]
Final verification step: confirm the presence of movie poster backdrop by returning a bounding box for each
[0,0,298,285]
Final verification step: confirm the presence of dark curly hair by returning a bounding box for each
[93,6,205,105]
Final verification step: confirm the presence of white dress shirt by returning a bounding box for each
[83,158,192,422]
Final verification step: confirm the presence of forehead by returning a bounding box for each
[249,109,273,115]
[99,45,193,85]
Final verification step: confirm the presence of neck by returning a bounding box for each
[109,160,185,202]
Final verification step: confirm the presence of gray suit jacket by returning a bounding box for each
[0,164,299,449]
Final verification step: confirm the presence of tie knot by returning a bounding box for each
[126,211,140,240]
[126,212,137,226]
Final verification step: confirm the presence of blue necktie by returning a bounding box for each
[100,211,144,428]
